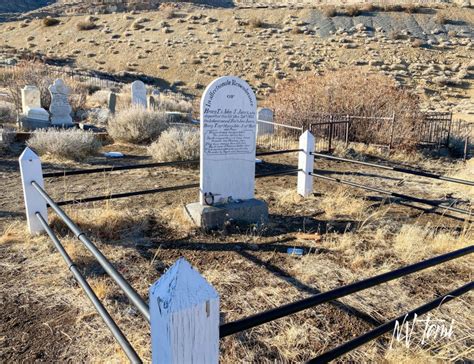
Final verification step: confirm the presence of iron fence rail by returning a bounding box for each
[219,245,473,337]
[35,212,142,364]
[308,281,473,364]
[54,169,301,206]
[43,150,302,179]
[311,152,474,187]
[31,181,151,323]
[310,172,472,217]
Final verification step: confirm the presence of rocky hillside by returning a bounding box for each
[0,6,472,119]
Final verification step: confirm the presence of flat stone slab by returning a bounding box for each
[185,199,268,230]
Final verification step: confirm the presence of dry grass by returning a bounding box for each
[88,277,111,300]
[274,189,304,208]
[435,13,448,25]
[50,206,149,242]
[321,5,337,17]
[27,128,102,161]
[159,204,195,232]
[0,104,15,123]
[156,93,192,113]
[319,186,368,219]
[449,159,474,201]
[266,69,422,150]
[77,20,97,31]
[0,221,31,245]
[108,106,169,144]
[394,223,473,263]
[148,127,199,162]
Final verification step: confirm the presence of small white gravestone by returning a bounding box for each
[131,80,147,108]
[150,258,219,364]
[257,107,274,136]
[21,85,41,114]
[49,79,73,126]
[185,76,268,229]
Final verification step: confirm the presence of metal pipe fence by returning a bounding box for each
[311,152,474,187]
[35,212,142,364]
[308,281,473,363]
[31,181,151,323]
[310,172,472,217]
[219,245,473,337]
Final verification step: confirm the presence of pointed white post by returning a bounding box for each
[19,147,47,235]
[297,131,315,197]
[150,258,220,364]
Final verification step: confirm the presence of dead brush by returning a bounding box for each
[321,5,338,17]
[265,69,422,150]
[148,127,199,162]
[319,186,368,219]
[50,206,149,242]
[108,106,169,144]
[249,17,265,28]
[77,20,97,31]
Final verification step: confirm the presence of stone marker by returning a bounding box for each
[147,95,156,110]
[49,79,73,126]
[21,85,41,114]
[257,107,274,136]
[20,85,50,130]
[131,80,147,108]
[185,76,268,229]
[108,92,116,114]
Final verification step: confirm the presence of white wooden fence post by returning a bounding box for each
[19,147,47,235]
[297,131,315,197]
[150,258,220,364]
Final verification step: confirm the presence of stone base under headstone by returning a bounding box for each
[185,199,268,230]
[20,118,50,131]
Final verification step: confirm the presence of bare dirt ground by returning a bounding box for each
[0,141,472,363]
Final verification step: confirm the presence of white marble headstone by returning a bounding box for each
[21,86,41,115]
[200,76,257,205]
[257,108,274,136]
[49,79,73,126]
[131,80,147,108]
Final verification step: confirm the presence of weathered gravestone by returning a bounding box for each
[108,92,116,114]
[20,85,50,130]
[21,85,41,114]
[49,79,73,126]
[185,76,268,229]
[131,80,147,108]
[147,95,156,110]
[257,107,274,136]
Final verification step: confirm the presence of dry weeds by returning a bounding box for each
[319,186,368,219]
[27,128,102,161]
[148,127,199,162]
[108,106,169,144]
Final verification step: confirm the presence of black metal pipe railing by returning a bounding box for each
[219,245,473,337]
[54,169,301,207]
[311,152,474,187]
[56,183,200,206]
[35,212,142,364]
[308,281,473,363]
[31,181,151,323]
[311,172,472,217]
[43,149,302,179]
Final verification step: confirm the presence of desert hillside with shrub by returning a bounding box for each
[0,4,473,120]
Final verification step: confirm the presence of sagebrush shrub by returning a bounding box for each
[43,18,60,27]
[77,20,97,31]
[148,127,199,162]
[108,106,169,144]
[265,69,423,150]
[27,128,102,160]
[0,105,15,123]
